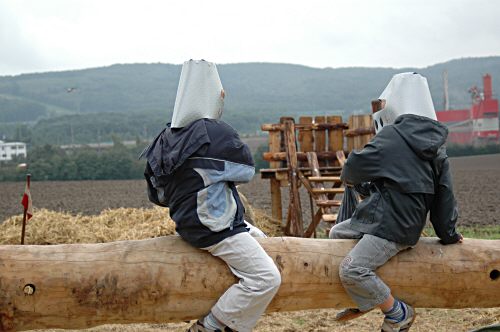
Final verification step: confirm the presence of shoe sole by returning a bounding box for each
[381,312,417,332]
[335,308,374,322]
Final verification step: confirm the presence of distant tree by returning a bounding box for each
[253,144,269,171]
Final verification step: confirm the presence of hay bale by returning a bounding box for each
[0,205,283,245]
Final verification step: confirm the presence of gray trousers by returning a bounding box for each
[329,219,410,311]
[202,223,281,332]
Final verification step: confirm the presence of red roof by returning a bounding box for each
[436,109,470,122]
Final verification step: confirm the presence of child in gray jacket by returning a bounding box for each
[330,72,462,332]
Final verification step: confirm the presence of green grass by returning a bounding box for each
[423,225,500,240]
[317,225,500,240]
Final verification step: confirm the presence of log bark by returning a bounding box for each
[0,236,499,331]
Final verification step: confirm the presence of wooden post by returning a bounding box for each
[314,116,327,166]
[267,128,282,222]
[327,115,344,166]
[270,178,282,223]
[20,174,31,245]
[0,236,498,331]
[268,130,281,170]
[298,117,314,168]
[346,115,375,152]
[303,152,330,238]
[283,120,303,237]
[358,114,374,149]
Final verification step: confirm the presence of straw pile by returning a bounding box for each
[0,206,282,245]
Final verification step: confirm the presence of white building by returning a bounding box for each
[0,140,27,161]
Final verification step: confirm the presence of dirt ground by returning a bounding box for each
[1,154,499,331]
[2,153,499,227]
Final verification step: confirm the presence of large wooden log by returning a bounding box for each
[0,236,499,331]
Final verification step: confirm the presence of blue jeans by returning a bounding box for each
[329,219,411,311]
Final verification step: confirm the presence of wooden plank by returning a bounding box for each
[344,127,375,137]
[298,117,314,152]
[353,115,361,150]
[314,116,327,167]
[304,209,323,238]
[327,115,344,167]
[298,117,314,168]
[263,151,339,162]
[336,150,346,167]
[347,115,355,152]
[268,130,281,170]
[316,200,342,207]
[270,178,282,223]
[308,176,341,182]
[322,214,338,223]
[346,115,375,151]
[284,120,303,237]
[261,123,348,131]
[359,114,374,148]
[312,188,345,194]
[260,166,342,173]
[303,152,329,238]
[371,99,385,113]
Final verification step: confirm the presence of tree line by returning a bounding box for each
[0,141,146,182]
[1,140,498,182]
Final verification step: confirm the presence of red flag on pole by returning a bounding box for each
[20,174,32,245]
[21,174,33,220]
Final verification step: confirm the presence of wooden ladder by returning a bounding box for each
[300,151,344,237]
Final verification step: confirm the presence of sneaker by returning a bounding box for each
[380,305,416,332]
[334,308,373,322]
[186,320,235,332]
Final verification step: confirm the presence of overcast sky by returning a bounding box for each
[1,0,499,76]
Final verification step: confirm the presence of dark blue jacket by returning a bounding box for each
[141,119,254,248]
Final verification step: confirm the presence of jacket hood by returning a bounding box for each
[139,119,211,177]
[392,114,448,160]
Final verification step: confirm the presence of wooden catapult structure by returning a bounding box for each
[260,114,375,237]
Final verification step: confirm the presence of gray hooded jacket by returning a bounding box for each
[341,114,460,246]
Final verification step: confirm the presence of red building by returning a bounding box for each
[436,74,499,145]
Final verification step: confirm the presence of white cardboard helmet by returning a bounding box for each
[372,72,437,134]
[171,59,224,128]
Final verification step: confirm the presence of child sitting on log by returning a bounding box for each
[140,59,281,332]
[329,72,462,332]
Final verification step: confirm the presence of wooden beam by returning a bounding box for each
[0,237,498,331]
[322,214,338,223]
[261,123,348,131]
[270,178,283,223]
[327,116,344,159]
[312,188,345,194]
[263,151,340,162]
[344,127,376,137]
[260,166,342,174]
[314,116,327,167]
[308,176,341,182]
[283,120,303,237]
[316,200,342,207]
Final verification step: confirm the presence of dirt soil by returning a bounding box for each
[1,154,499,331]
[2,154,500,227]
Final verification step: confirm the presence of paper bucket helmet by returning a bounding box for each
[373,72,437,134]
[171,59,224,128]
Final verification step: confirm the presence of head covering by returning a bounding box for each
[171,59,224,128]
[373,72,437,134]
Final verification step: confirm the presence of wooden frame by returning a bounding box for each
[260,114,375,237]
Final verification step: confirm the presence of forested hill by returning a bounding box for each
[1,57,499,144]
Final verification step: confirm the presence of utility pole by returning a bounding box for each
[443,70,449,111]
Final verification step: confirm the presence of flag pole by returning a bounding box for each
[21,173,31,245]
